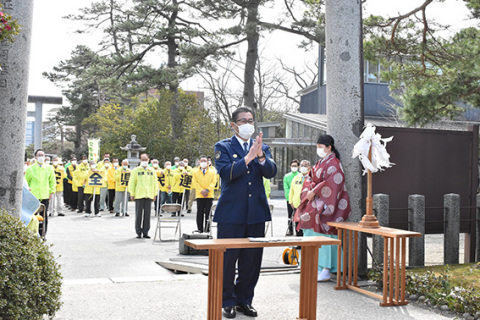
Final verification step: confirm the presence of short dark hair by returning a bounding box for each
[34,149,44,156]
[232,107,255,122]
[290,159,300,166]
[199,155,207,160]
[112,157,118,161]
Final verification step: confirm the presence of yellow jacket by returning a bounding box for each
[25,163,56,200]
[114,167,131,192]
[84,170,106,195]
[53,165,66,192]
[129,166,158,200]
[76,163,90,186]
[171,168,189,193]
[288,173,307,209]
[66,164,77,184]
[107,167,116,189]
[158,168,174,193]
[192,167,217,198]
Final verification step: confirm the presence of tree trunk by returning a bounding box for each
[243,1,260,113]
[167,0,182,141]
[0,0,34,217]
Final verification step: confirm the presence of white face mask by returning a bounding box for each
[236,123,255,140]
[317,148,327,158]
[53,161,59,166]
[37,156,45,164]
[166,165,171,170]
[91,165,97,169]
[200,162,207,169]
[141,161,148,167]
[291,167,298,173]
[71,161,77,165]
[105,164,110,169]
[300,167,309,174]
[174,162,179,166]
[46,161,51,165]
[123,165,128,170]
[83,159,88,164]
[113,162,119,167]
[152,163,158,168]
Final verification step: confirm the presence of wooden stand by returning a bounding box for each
[327,222,421,306]
[185,236,340,320]
[359,145,380,228]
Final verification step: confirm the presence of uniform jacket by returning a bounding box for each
[171,168,188,193]
[283,171,299,202]
[192,166,217,198]
[53,165,66,192]
[114,167,131,192]
[288,173,308,209]
[84,169,106,195]
[158,168,173,193]
[213,135,277,224]
[66,164,77,184]
[106,166,116,189]
[25,163,56,200]
[129,166,158,200]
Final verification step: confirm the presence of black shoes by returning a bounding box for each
[236,305,258,317]
[125,213,129,217]
[58,213,65,216]
[143,235,151,239]
[115,213,119,216]
[136,234,142,239]
[223,306,236,319]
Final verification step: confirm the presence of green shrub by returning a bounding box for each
[0,210,62,320]
[368,265,480,315]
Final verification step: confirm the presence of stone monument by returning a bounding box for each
[325,0,366,273]
[120,135,146,168]
[0,0,34,217]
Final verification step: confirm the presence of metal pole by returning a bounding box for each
[93,188,96,217]
[124,187,128,217]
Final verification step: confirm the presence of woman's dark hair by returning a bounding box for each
[290,159,300,166]
[317,134,341,160]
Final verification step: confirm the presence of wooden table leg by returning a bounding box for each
[208,248,225,320]
[335,229,342,289]
[299,245,319,320]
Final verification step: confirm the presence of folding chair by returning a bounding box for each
[265,204,274,237]
[153,204,182,242]
[206,204,217,238]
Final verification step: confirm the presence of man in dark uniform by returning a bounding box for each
[214,107,277,319]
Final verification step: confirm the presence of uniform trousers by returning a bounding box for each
[51,191,63,215]
[135,198,152,236]
[171,192,183,216]
[196,198,213,232]
[108,189,115,211]
[85,193,100,215]
[114,191,128,214]
[217,222,265,308]
[99,187,108,210]
[287,200,294,234]
[77,186,85,212]
[63,180,69,205]
[70,190,78,210]
[182,189,190,210]
[160,191,172,210]
[39,199,49,236]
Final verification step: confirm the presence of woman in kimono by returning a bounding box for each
[295,134,351,281]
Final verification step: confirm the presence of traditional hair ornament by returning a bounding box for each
[352,123,394,175]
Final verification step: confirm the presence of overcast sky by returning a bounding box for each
[27,0,474,115]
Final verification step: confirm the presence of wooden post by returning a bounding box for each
[359,144,380,228]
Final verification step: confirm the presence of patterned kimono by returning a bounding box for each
[295,153,351,235]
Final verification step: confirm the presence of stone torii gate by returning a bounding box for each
[27,95,63,151]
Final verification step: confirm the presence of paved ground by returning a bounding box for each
[46,198,454,320]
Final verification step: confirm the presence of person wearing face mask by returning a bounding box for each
[84,160,105,217]
[25,149,56,236]
[129,154,159,238]
[114,159,131,217]
[214,107,277,319]
[98,155,110,212]
[171,157,181,170]
[171,161,188,217]
[283,159,300,236]
[288,160,312,237]
[51,156,66,216]
[192,156,217,233]
[105,158,117,213]
[158,161,173,212]
[76,155,90,213]
[151,159,162,215]
[66,156,78,211]
[182,158,193,213]
[294,134,351,282]
[45,156,52,166]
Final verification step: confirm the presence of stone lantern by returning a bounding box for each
[120,134,146,168]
